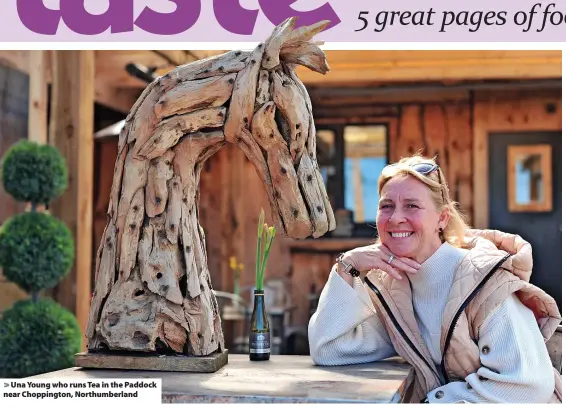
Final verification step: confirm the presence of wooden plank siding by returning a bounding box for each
[90,87,561,334]
[296,50,561,85]
[48,51,95,351]
[27,51,48,144]
[315,98,474,224]
[473,89,562,228]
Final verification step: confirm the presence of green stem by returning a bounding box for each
[234,270,240,297]
[256,234,261,290]
[259,234,274,289]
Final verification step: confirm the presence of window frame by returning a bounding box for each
[315,121,391,238]
[507,144,553,213]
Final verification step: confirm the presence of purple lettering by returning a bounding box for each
[60,0,134,35]
[136,0,201,35]
[214,0,259,35]
[17,0,340,36]
[17,0,61,35]
[259,0,341,29]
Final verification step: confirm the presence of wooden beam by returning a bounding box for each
[296,50,562,85]
[27,51,48,144]
[152,50,199,66]
[49,51,95,351]
[309,89,470,106]
[313,105,398,119]
[94,80,140,113]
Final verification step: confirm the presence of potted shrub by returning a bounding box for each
[0,140,80,378]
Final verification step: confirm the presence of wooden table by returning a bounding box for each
[30,355,413,403]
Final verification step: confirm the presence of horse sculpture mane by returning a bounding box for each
[85,18,336,356]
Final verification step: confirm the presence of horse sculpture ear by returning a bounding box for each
[262,18,331,75]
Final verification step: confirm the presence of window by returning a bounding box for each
[315,123,389,238]
[507,144,552,212]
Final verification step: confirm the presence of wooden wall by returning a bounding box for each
[473,89,562,228]
[91,85,562,347]
[388,100,473,223]
[0,65,30,313]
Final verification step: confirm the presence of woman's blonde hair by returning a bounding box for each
[378,154,469,247]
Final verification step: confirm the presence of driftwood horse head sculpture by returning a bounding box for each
[86,18,335,355]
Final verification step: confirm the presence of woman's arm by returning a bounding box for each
[308,265,396,366]
[426,294,555,403]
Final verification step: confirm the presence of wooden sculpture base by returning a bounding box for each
[75,349,229,373]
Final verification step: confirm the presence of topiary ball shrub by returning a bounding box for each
[0,299,81,378]
[1,140,68,205]
[0,212,75,293]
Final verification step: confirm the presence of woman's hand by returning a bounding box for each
[338,243,421,281]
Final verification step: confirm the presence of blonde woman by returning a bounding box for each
[308,155,561,403]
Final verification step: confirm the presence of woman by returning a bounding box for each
[308,155,561,403]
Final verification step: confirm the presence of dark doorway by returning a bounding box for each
[489,132,561,310]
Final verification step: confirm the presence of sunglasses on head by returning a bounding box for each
[383,161,439,175]
[410,162,439,175]
[412,162,447,203]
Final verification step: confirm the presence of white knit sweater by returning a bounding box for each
[308,243,555,403]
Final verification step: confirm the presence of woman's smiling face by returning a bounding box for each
[377,174,448,263]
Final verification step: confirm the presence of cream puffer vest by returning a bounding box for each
[364,229,562,403]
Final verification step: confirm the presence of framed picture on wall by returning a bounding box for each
[507,144,553,213]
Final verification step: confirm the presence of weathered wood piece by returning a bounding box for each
[159,50,250,93]
[86,223,117,340]
[145,151,175,218]
[224,43,264,143]
[262,17,297,70]
[155,74,236,120]
[75,349,229,373]
[271,71,310,164]
[140,107,226,159]
[285,20,331,46]
[256,70,270,108]
[297,153,330,237]
[252,102,311,238]
[119,188,145,280]
[85,19,335,360]
[280,42,330,75]
[129,85,161,156]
